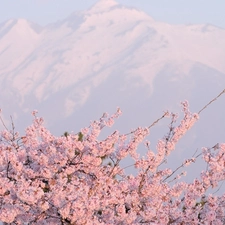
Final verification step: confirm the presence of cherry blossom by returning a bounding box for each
[0,90,225,224]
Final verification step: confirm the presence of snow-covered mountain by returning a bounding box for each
[0,0,224,160]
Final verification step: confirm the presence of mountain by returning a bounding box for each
[0,0,225,172]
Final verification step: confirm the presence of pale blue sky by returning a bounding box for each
[0,0,225,29]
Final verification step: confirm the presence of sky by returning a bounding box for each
[0,0,225,29]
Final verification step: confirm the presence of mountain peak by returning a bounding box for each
[8,18,42,34]
[89,0,119,13]
[15,18,29,26]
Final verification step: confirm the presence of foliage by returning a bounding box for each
[0,90,225,224]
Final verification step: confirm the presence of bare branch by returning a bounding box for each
[198,88,225,114]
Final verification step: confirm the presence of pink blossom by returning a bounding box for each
[0,103,224,224]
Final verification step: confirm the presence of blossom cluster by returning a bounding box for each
[0,103,224,224]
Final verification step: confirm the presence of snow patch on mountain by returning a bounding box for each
[0,0,224,124]
[88,0,119,14]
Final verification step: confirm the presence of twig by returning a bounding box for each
[213,180,225,195]
[10,115,15,138]
[198,88,225,114]
[148,111,168,129]
[0,115,9,131]
[122,111,168,137]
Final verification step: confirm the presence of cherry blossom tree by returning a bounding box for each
[0,89,225,224]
